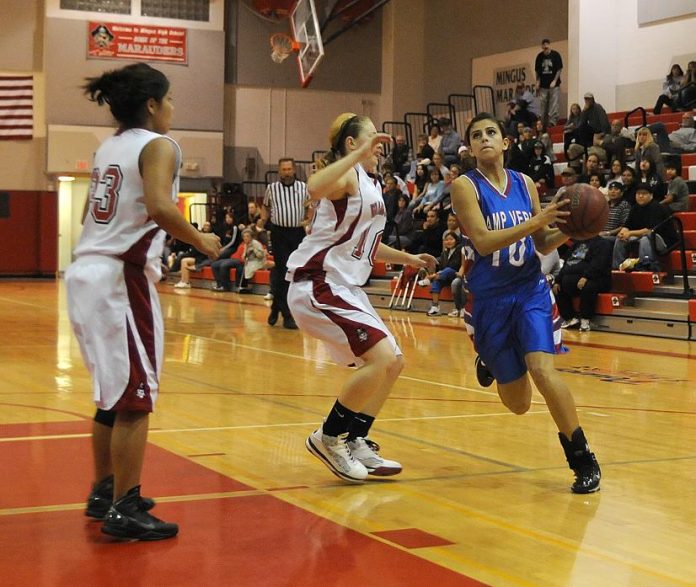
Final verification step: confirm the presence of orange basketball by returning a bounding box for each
[557,183,609,240]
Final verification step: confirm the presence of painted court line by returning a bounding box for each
[0,410,549,443]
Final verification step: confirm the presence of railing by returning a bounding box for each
[624,106,647,129]
[448,94,476,135]
[426,102,456,128]
[653,214,693,297]
[381,121,412,159]
[241,181,267,204]
[473,85,495,115]
[403,112,436,151]
[188,202,216,228]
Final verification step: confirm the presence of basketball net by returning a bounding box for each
[270,33,299,64]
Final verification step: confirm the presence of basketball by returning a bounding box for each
[556,183,609,239]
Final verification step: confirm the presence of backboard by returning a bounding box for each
[289,0,324,88]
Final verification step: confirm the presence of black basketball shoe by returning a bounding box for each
[86,475,155,519]
[102,485,178,541]
[558,427,601,494]
[475,356,495,388]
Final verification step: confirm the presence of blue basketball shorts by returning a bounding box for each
[471,276,555,384]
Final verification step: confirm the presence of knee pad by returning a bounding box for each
[94,408,116,427]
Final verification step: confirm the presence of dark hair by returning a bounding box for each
[83,63,169,129]
[622,166,637,179]
[668,64,684,80]
[541,38,550,44]
[428,167,443,181]
[465,112,506,145]
[278,157,295,166]
[443,230,460,244]
[588,172,605,186]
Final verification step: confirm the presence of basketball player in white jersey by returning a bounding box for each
[65,63,220,540]
[287,113,436,483]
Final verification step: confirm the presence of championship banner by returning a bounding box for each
[87,22,187,64]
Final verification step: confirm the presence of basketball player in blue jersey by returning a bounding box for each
[450,113,601,493]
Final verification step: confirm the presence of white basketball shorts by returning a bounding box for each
[65,255,163,412]
[288,278,401,367]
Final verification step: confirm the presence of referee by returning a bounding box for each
[262,157,308,329]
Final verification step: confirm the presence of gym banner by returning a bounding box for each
[87,22,187,64]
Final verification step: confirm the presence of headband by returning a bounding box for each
[332,115,360,153]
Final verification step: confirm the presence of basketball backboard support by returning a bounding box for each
[289,0,325,88]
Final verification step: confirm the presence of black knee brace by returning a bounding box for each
[94,408,116,427]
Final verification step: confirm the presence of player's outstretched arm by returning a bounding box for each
[525,175,571,254]
[450,176,565,257]
[307,133,392,201]
[141,138,221,259]
[375,243,436,273]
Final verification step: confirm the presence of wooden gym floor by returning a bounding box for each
[1,280,695,586]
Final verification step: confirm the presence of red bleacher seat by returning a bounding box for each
[251,270,270,285]
[611,270,666,294]
[371,262,388,277]
[675,212,696,230]
[683,231,696,249]
[681,153,696,168]
[389,279,453,302]
[666,249,696,272]
[689,195,696,212]
[572,292,627,315]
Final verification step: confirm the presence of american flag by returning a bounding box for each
[0,75,33,140]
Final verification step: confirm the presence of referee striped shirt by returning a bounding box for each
[263,180,308,227]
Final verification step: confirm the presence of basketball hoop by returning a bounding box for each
[270,33,299,64]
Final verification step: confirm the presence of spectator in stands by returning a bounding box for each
[389,134,410,177]
[438,164,462,212]
[529,141,555,197]
[612,183,675,270]
[600,181,631,244]
[662,162,690,213]
[638,158,666,201]
[428,122,442,153]
[443,212,462,240]
[387,194,416,250]
[415,209,444,257]
[507,131,531,173]
[577,93,611,148]
[458,145,476,172]
[380,161,409,196]
[602,119,635,164]
[382,175,401,243]
[621,166,638,206]
[668,112,696,152]
[174,221,215,288]
[431,152,450,178]
[513,81,541,126]
[424,231,463,316]
[416,133,435,161]
[563,103,582,152]
[438,118,462,166]
[556,167,578,196]
[535,38,564,126]
[411,167,445,218]
[607,158,624,185]
[588,132,608,166]
[634,126,664,177]
[553,236,612,332]
[654,64,685,114]
[411,163,429,196]
[588,172,607,196]
[675,61,696,111]
[534,119,556,162]
[211,228,265,292]
[239,201,261,229]
[251,217,269,247]
[578,153,602,183]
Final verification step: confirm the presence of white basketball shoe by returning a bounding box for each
[306,429,368,483]
[347,437,402,476]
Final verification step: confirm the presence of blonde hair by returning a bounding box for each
[317,112,370,169]
[635,126,654,150]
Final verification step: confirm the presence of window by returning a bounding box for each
[141,0,209,22]
[60,0,131,14]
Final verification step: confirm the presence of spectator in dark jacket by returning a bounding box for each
[577,93,611,147]
[413,209,444,257]
[554,236,613,332]
[387,194,416,250]
[612,183,677,269]
[529,141,555,196]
